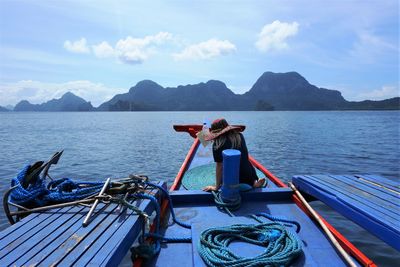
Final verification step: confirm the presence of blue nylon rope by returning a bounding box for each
[10,165,104,206]
[255,212,301,233]
[197,222,303,267]
[146,181,191,229]
[211,191,241,217]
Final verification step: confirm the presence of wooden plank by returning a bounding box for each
[303,175,398,224]
[22,203,113,266]
[340,175,399,205]
[0,208,62,245]
[338,174,400,200]
[0,207,67,254]
[170,188,293,206]
[304,175,398,225]
[91,186,162,267]
[3,205,86,266]
[1,183,165,267]
[0,212,41,242]
[58,206,127,265]
[361,174,399,188]
[358,174,400,193]
[89,199,155,266]
[326,175,400,219]
[293,175,400,250]
[64,193,157,266]
[330,175,399,212]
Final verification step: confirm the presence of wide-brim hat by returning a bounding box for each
[203,118,241,141]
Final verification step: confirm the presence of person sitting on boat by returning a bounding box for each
[202,118,265,192]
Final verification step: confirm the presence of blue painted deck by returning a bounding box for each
[143,137,360,266]
[0,184,162,266]
[292,174,400,251]
[146,188,353,267]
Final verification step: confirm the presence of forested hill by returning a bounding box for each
[11,72,400,111]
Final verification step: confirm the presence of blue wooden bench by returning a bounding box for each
[292,174,400,250]
[0,183,163,266]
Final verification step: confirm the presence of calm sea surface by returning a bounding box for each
[0,111,399,266]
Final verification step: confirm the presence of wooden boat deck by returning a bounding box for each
[146,188,353,267]
[149,125,379,267]
[0,183,163,266]
[292,174,400,251]
[140,127,369,267]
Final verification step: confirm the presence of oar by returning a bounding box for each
[288,182,357,267]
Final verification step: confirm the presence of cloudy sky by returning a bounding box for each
[0,0,398,107]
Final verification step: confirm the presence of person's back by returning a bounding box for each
[201,118,265,192]
[212,132,258,186]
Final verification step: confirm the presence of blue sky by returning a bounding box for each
[0,0,398,107]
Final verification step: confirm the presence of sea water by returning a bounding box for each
[0,111,399,266]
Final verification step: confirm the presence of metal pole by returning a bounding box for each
[82,178,111,227]
[10,198,95,216]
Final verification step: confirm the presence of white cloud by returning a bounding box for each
[173,39,236,61]
[256,20,299,53]
[92,41,115,58]
[64,38,90,54]
[63,32,174,64]
[115,32,173,64]
[0,80,126,107]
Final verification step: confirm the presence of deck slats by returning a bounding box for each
[94,205,152,266]
[12,206,87,266]
[361,174,399,191]
[303,175,398,225]
[0,212,42,242]
[292,174,400,251]
[340,175,399,205]
[0,182,163,266]
[37,204,119,266]
[0,207,67,254]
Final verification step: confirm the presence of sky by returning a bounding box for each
[0,0,399,107]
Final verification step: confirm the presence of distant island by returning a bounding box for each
[5,72,400,112]
[13,92,93,112]
[0,106,10,112]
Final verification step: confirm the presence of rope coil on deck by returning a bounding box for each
[10,165,105,206]
[198,222,302,267]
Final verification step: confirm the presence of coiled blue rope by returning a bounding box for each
[198,222,303,267]
[211,191,241,217]
[10,165,48,205]
[10,165,104,206]
[255,212,301,233]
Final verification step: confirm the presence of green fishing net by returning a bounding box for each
[182,163,265,190]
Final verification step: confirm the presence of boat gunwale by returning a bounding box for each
[134,125,376,267]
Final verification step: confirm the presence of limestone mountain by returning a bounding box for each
[97,80,244,111]
[98,71,377,111]
[0,106,10,112]
[8,72,399,111]
[14,92,93,111]
[243,72,346,110]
